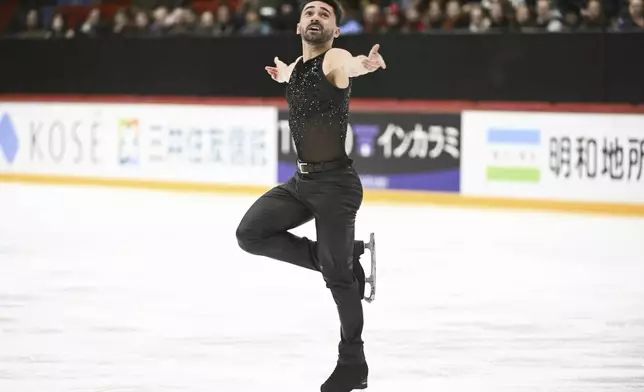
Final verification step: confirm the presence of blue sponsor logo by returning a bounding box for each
[0,113,19,164]
[487,128,541,145]
[353,124,380,158]
[486,128,542,183]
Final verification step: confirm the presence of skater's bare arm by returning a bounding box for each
[325,45,386,78]
[265,56,302,83]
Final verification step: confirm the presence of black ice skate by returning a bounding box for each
[354,233,376,303]
[321,361,368,392]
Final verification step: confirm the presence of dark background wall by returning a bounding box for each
[1,32,643,104]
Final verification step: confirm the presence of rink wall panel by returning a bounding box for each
[1,95,644,217]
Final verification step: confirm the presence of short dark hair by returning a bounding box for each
[299,0,345,25]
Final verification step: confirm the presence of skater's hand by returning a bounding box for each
[265,57,290,83]
[361,44,386,72]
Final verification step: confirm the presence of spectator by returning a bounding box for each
[362,3,384,33]
[239,8,271,35]
[469,3,491,32]
[49,12,64,37]
[0,0,639,37]
[271,2,299,32]
[78,7,103,38]
[46,12,75,39]
[488,0,513,30]
[443,0,468,29]
[382,4,404,32]
[130,10,151,36]
[184,8,198,31]
[534,0,563,31]
[561,8,581,30]
[580,0,609,29]
[425,0,445,30]
[214,4,236,36]
[339,6,364,34]
[195,11,216,36]
[167,7,196,35]
[400,6,423,32]
[618,0,644,29]
[16,9,48,38]
[111,9,130,36]
[149,6,170,35]
[514,3,538,31]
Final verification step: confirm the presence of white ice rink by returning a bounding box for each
[1,182,643,392]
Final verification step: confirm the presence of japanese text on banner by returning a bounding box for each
[549,135,644,181]
[377,123,460,159]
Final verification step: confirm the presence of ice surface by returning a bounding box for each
[0,183,643,392]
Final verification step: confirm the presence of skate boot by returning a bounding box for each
[321,361,368,392]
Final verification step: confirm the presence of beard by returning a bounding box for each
[302,24,334,45]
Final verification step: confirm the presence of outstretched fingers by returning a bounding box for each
[377,52,386,69]
[366,44,386,70]
[361,58,381,71]
[265,66,279,79]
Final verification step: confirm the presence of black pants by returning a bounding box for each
[236,165,365,364]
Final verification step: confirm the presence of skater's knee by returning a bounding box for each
[235,225,253,252]
[235,223,261,254]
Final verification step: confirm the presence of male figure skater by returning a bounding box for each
[235,0,386,390]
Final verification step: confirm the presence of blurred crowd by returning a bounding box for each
[1,0,642,39]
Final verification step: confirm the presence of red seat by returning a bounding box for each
[192,0,242,13]
[193,1,222,14]
[0,0,18,34]
[100,0,132,5]
[98,4,123,21]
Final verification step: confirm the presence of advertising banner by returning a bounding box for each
[0,102,278,186]
[461,110,644,204]
[277,110,461,192]
[0,102,114,177]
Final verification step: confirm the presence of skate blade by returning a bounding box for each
[363,232,376,303]
[354,378,368,390]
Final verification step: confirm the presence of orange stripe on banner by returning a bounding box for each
[0,173,270,196]
[1,173,643,218]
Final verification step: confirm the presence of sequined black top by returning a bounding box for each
[285,50,352,163]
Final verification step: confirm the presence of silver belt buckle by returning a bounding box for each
[297,161,309,174]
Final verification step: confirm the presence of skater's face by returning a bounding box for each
[297,1,339,45]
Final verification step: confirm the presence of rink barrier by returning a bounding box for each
[3,33,644,103]
[1,95,644,217]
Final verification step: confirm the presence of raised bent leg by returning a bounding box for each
[235,179,319,271]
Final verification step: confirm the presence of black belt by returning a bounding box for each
[296,158,351,174]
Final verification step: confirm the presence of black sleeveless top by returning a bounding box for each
[285,50,352,163]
